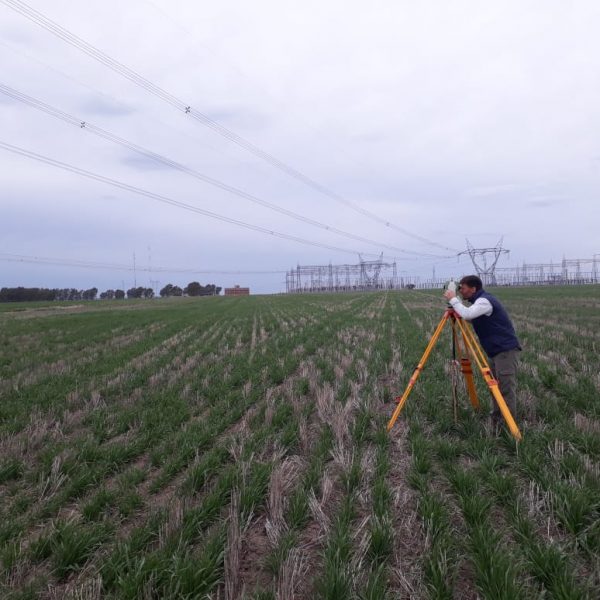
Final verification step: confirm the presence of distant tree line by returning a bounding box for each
[99,289,126,300]
[1,282,221,302]
[160,282,222,297]
[126,287,154,299]
[0,287,99,302]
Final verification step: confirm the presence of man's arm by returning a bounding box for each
[448,296,493,320]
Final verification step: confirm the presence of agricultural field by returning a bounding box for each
[0,287,599,599]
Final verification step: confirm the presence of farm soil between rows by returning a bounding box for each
[0,287,599,599]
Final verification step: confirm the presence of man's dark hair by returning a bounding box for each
[460,275,483,290]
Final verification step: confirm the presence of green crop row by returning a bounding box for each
[1,287,599,598]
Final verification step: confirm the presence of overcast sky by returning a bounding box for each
[1,0,599,293]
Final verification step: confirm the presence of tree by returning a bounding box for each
[201,284,222,296]
[184,281,202,296]
[184,282,222,297]
[127,287,154,299]
[160,284,174,297]
[0,287,57,302]
[68,288,82,301]
[115,289,125,299]
[0,286,118,302]
[160,284,185,298]
[82,287,98,301]
[100,289,115,300]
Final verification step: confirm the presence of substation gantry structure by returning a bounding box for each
[285,254,418,294]
[494,256,600,286]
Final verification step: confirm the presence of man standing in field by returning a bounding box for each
[443,275,521,430]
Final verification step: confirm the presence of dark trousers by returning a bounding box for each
[490,349,519,422]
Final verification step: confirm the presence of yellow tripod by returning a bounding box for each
[387,308,522,440]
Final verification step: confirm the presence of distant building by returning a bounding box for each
[224,285,250,296]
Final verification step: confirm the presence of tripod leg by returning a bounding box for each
[455,318,522,441]
[387,312,450,431]
[450,320,459,423]
[484,370,522,440]
[456,325,480,410]
[461,358,480,410]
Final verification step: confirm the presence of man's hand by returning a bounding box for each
[443,289,456,301]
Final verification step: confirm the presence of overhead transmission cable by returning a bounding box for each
[0,253,286,275]
[1,0,459,254]
[0,140,416,261]
[0,83,447,259]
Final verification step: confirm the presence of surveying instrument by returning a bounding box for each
[387,281,522,440]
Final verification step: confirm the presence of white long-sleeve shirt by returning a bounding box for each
[449,296,493,320]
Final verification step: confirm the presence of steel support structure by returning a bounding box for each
[286,255,419,293]
[494,257,600,286]
[458,238,509,286]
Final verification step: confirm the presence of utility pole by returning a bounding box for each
[133,252,137,288]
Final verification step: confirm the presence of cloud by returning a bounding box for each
[80,96,135,117]
[350,132,384,143]
[120,154,171,171]
[464,183,527,198]
[2,0,600,292]
[202,106,270,132]
[0,28,33,45]
[526,196,567,208]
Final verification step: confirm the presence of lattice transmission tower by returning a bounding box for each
[458,238,509,286]
[358,254,384,288]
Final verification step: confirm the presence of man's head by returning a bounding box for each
[459,275,483,300]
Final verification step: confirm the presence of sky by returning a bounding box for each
[1,0,599,294]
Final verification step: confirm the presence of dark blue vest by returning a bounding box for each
[469,290,520,357]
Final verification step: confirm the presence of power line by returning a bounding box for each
[0,251,458,278]
[0,83,448,259]
[0,252,287,274]
[1,0,459,254]
[0,37,250,184]
[0,139,422,260]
